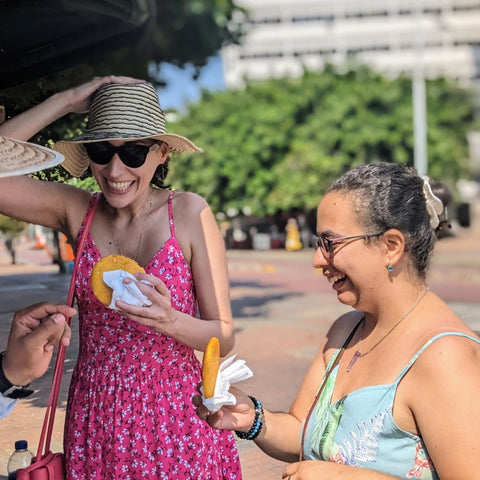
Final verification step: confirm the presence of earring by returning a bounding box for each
[387,264,394,272]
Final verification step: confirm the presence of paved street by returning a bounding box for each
[0,221,479,479]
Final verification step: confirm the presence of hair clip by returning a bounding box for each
[422,176,444,229]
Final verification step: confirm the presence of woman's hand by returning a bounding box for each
[114,272,177,335]
[62,75,144,113]
[283,460,396,479]
[283,460,350,479]
[0,75,144,141]
[4,302,75,385]
[192,386,256,432]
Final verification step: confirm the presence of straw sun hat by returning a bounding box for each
[55,82,202,177]
[0,135,64,178]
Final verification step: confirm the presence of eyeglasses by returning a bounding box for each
[314,232,384,259]
[85,141,158,168]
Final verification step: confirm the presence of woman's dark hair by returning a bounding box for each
[150,157,170,189]
[149,141,171,188]
[328,163,436,279]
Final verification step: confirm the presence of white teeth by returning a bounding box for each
[328,274,345,284]
[108,181,132,191]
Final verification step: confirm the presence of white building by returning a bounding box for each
[222,0,480,89]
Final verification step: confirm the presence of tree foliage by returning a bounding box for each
[0,215,27,264]
[0,0,246,114]
[0,215,27,238]
[168,65,479,216]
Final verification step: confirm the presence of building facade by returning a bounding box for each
[222,0,480,89]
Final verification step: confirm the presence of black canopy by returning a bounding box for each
[0,0,155,89]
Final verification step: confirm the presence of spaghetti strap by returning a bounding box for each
[168,190,176,237]
[394,331,480,385]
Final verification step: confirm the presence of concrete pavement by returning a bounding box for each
[0,222,479,479]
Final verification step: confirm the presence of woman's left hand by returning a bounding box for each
[114,272,177,335]
[282,460,335,479]
[63,75,144,114]
[283,460,376,479]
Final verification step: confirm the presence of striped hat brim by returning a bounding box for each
[55,133,202,177]
[53,82,202,176]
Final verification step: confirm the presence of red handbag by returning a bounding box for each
[16,195,99,480]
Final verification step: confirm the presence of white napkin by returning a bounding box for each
[202,355,254,412]
[103,269,153,311]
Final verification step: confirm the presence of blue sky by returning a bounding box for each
[157,55,225,111]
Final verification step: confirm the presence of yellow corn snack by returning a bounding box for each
[202,337,220,399]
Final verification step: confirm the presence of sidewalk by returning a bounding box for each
[0,223,479,479]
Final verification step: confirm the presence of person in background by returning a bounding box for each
[0,77,240,478]
[196,163,480,479]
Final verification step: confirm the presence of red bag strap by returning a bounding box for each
[35,193,100,461]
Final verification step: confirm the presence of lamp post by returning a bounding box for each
[412,0,428,177]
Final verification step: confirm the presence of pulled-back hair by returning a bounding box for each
[328,163,436,279]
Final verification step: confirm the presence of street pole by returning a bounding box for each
[413,1,428,177]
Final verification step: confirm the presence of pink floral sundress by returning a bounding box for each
[64,191,241,479]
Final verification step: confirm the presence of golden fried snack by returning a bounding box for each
[202,337,220,399]
[91,254,145,306]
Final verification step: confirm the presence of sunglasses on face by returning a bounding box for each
[85,141,158,168]
[314,232,384,260]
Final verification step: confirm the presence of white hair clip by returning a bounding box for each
[422,176,444,229]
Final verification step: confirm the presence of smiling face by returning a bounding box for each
[314,190,386,310]
[89,140,169,207]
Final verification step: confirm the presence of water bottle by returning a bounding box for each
[7,440,33,480]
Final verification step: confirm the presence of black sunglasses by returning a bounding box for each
[85,141,157,168]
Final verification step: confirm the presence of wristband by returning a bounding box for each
[0,351,34,399]
[235,395,264,441]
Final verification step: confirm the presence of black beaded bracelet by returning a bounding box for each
[235,395,264,441]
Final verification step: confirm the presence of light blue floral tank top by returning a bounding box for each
[302,331,480,479]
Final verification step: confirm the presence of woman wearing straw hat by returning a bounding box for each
[0,77,241,479]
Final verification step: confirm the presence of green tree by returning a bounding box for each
[0,0,248,185]
[0,215,27,265]
[0,0,247,114]
[168,65,478,216]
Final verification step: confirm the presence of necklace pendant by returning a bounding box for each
[346,350,361,373]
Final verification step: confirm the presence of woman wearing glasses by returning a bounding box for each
[195,163,480,479]
[0,78,240,479]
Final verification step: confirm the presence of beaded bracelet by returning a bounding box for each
[235,395,264,440]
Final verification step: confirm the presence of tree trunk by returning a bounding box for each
[52,230,67,274]
[5,238,15,265]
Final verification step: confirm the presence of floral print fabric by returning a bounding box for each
[302,331,480,479]
[64,192,241,479]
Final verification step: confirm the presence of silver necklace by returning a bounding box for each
[346,287,430,373]
[107,189,154,262]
